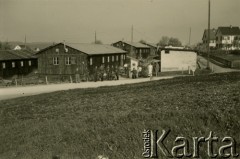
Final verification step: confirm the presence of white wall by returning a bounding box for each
[161,50,197,72]
[130,58,138,70]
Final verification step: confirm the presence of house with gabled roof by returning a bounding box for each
[36,43,126,81]
[215,26,240,50]
[0,50,37,78]
[112,40,150,59]
[144,42,160,56]
[12,44,33,51]
[202,28,217,51]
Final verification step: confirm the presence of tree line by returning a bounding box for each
[140,36,182,47]
[0,41,11,50]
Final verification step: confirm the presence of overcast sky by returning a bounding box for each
[0,0,240,45]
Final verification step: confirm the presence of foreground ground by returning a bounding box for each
[0,72,240,158]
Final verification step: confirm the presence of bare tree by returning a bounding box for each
[0,41,11,50]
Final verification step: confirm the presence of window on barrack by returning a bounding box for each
[102,56,105,63]
[2,62,6,69]
[165,50,170,54]
[21,61,24,67]
[12,62,15,68]
[53,57,59,65]
[65,57,71,65]
[90,57,93,65]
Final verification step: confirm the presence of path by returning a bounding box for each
[0,76,177,101]
[197,56,240,73]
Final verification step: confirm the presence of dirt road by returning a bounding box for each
[198,56,240,73]
[0,76,176,101]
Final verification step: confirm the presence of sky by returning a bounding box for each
[0,0,240,45]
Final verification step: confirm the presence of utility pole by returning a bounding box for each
[95,31,97,44]
[207,0,211,69]
[130,25,133,56]
[24,34,27,49]
[189,27,191,46]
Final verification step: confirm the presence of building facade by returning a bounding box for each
[202,29,217,51]
[144,43,159,56]
[160,49,197,72]
[215,26,240,50]
[36,43,88,79]
[112,41,150,59]
[36,43,127,80]
[0,50,37,79]
[67,43,127,75]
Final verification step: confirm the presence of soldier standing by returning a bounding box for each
[106,65,110,80]
[115,65,119,80]
[75,67,80,83]
[99,64,105,81]
[155,62,160,77]
[94,66,98,82]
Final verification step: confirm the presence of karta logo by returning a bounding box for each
[142,129,239,158]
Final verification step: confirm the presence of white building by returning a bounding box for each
[160,49,197,72]
[216,26,240,50]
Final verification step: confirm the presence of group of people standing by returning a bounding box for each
[129,62,160,79]
[75,62,160,83]
[130,64,142,79]
[148,62,160,78]
[93,64,120,82]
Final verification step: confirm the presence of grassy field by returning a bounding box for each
[0,72,240,158]
[212,52,240,62]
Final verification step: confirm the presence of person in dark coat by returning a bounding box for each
[106,65,110,80]
[75,67,80,83]
[99,64,105,81]
[94,66,98,82]
[115,65,119,80]
[132,67,137,79]
[155,62,160,77]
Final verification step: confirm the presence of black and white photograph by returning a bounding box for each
[0,0,240,158]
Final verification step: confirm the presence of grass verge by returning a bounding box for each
[0,72,239,158]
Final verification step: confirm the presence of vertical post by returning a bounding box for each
[45,76,48,85]
[21,74,23,85]
[207,0,211,69]
[24,34,27,49]
[15,78,17,87]
[95,31,97,44]
[189,27,191,46]
[130,25,133,56]
[70,75,72,83]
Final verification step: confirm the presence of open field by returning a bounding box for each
[0,72,240,158]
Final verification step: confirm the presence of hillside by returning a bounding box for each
[0,72,239,158]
